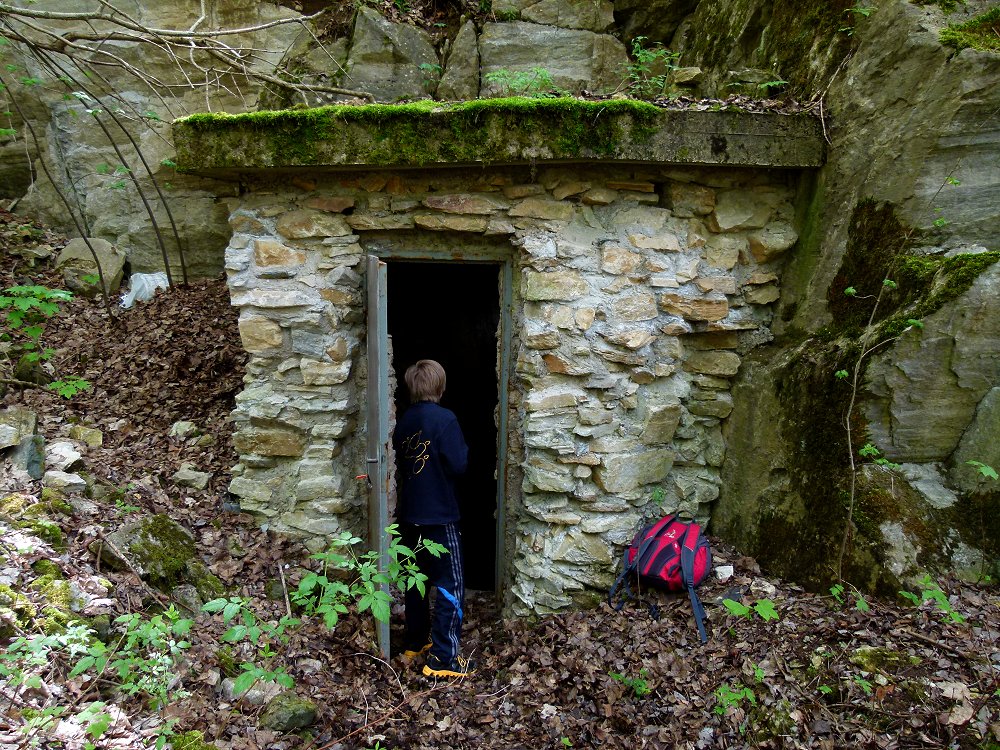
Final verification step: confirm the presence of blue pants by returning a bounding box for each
[400,522,465,663]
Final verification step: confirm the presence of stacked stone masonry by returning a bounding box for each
[224,164,800,615]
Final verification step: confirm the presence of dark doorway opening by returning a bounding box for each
[386,261,500,592]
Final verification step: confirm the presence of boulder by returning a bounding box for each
[438,20,480,100]
[55,238,127,297]
[94,514,223,598]
[479,22,628,95]
[343,7,438,103]
[260,691,318,732]
[495,0,615,32]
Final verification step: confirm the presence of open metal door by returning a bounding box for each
[365,255,391,660]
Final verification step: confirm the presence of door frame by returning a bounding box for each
[366,243,514,595]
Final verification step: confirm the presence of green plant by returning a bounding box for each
[483,67,566,98]
[830,583,871,612]
[1,608,193,749]
[291,525,445,628]
[0,284,90,397]
[609,667,652,697]
[625,37,680,99]
[419,62,442,92]
[859,442,901,470]
[840,3,876,34]
[651,486,666,506]
[723,598,780,622]
[714,682,756,714]
[200,596,298,696]
[967,460,998,481]
[899,575,965,623]
[758,79,788,94]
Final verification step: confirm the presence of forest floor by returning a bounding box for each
[1,208,999,750]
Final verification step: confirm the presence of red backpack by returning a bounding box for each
[608,515,712,643]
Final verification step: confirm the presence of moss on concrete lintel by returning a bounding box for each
[173,97,826,176]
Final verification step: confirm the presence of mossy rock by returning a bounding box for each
[99,514,196,588]
[171,730,217,750]
[0,493,33,519]
[95,514,224,599]
[19,518,66,551]
[187,560,225,602]
[30,558,63,578]
[849,646,921,672]
[0,583,38,637]
[259,691,318,733]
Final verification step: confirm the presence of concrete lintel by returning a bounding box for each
[173,98,825,178]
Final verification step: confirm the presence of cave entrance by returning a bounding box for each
[385,259,506,592]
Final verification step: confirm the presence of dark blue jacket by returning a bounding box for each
[393,401,468,525]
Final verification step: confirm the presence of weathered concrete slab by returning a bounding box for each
[173,99,825,177]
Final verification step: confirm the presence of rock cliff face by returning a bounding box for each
[3,0,998,592]
[700,0,1000,588]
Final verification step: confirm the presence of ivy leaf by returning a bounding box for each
[834,370,849,380]
[844,286,857,296]
[882,279,897,289]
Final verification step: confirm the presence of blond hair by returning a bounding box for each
[405,359,446,403]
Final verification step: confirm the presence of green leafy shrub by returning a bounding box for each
[0,284,90,397]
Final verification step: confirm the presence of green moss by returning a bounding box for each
[20,518,66,551]
[39,488,73,515]
[127,514,196,588]
[877,251,1000,338]
[172,730,217,750]
[188,560,225,601]
[0,583,37,632]
[940,7,1000,53]
[30,559,63,578]
[849,646,921,672]
[827,199,913,332]
[0,493,32,518]
[176,98,664,169]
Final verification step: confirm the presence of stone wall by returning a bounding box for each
[222,163,800,613]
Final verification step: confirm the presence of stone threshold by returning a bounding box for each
[173,98,826,178]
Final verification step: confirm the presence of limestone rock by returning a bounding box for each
[0,408,36,450]
[949,387,1000,493]
[260,691,318,732]
[496,0,615,31]
[46,442,83,472]
[479,22,627,95]
[276,210,350,239]
[523,270,589,300]
[748,222,798,262]
[234,427,306,457]
[95,514,204,591]
[659,292,729,321]
[595,449,673,493]
[172,463,213,491]
[641,403,682,445]
[56,238,126,297]
[684,350,741,376]
[438,21,480,100]
[239,316,284,353]
[345,7,438,103]
[707,190,773,232]
[69,425,103,448]
[665,182,715,217]
[610,291,658,322]
[221,677,282,705]
[43,471,86,494]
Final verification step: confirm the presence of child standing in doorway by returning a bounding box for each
[393,359,476,678]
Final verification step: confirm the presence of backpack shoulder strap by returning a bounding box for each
[680,523,709,644]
